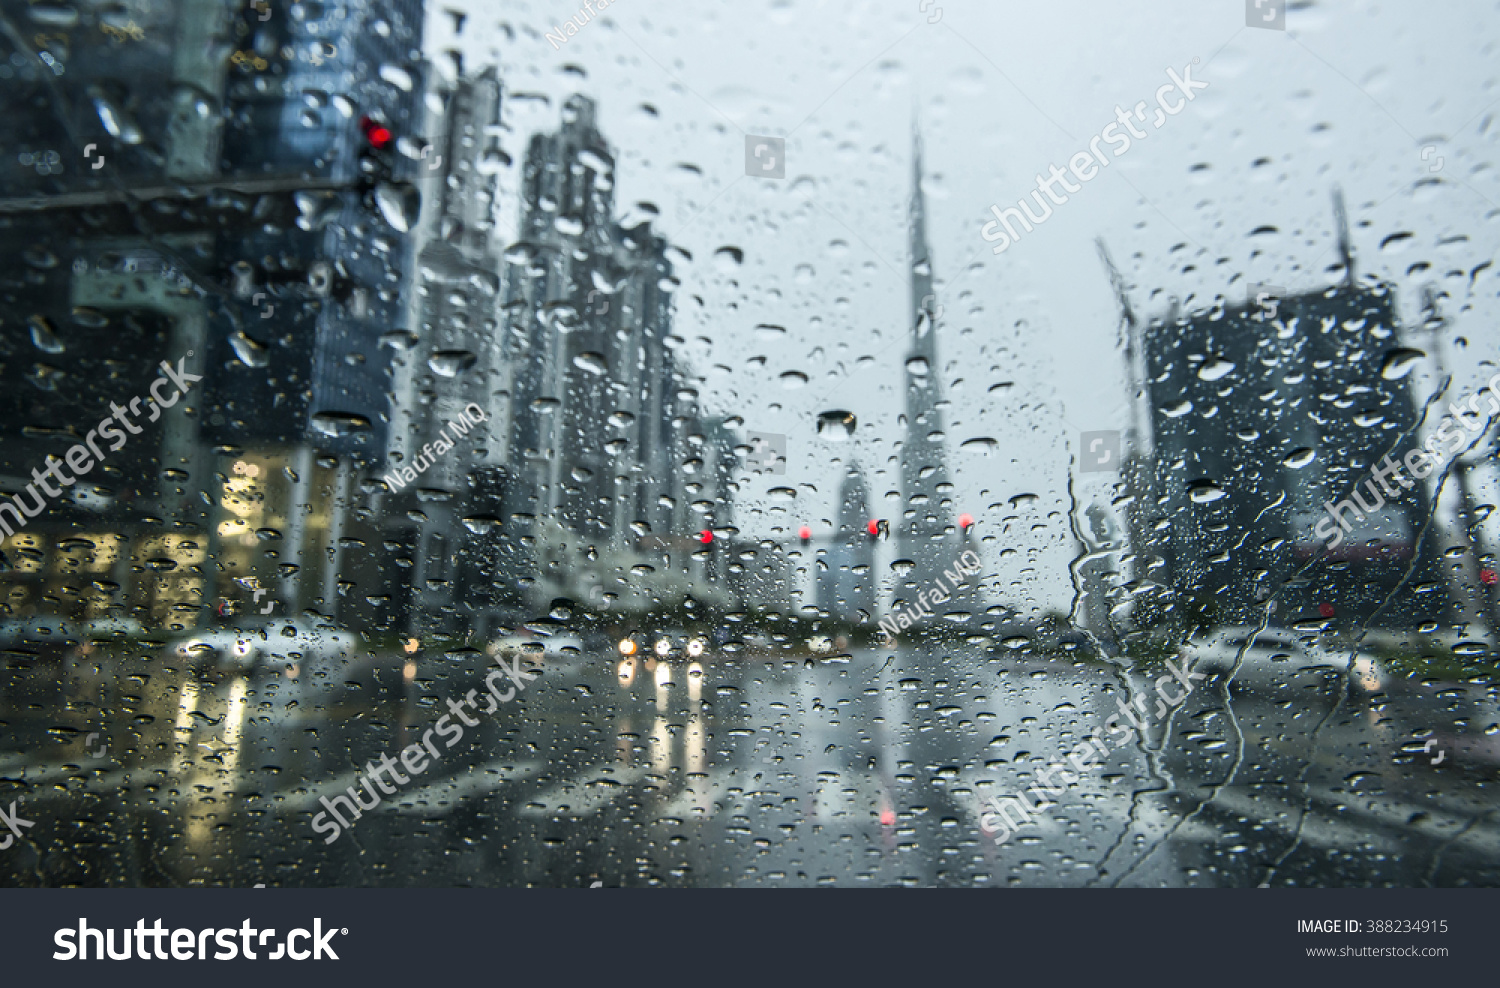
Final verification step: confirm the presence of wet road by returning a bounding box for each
[2,641,1497,886]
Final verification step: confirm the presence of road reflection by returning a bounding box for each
[1,640,1496,886]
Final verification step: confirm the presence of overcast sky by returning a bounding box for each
[432,0,1500,614]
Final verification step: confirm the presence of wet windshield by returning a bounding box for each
[1,0,1496,888]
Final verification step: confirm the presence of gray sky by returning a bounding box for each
[436,0,1500,613]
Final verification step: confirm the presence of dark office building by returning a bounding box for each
[0,0,231,627]
[204,0,427,461]
[0,0,428,628]
[1127,204,1453,631]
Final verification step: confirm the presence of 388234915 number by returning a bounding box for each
[1360,920,1448,933]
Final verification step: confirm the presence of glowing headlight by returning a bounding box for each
[686,638,705,657]
[618,638,637,656]
[654,638,671,657]
[233,640,252,657]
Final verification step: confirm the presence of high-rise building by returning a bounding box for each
[0,0,230,628]
[204,0,427,462]
[817,463,875,623]
[499,95,735,614]
[0,0,430,628]
[895,131,979,621]
[1123,196,1453,631]
[382,67,511,635]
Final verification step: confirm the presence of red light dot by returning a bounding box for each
[867,519,881,536]
[699,529,713,544]
[1318,602,1335,618]
[879,808,896,826]
[958,513,974,530]
[798,525,811,540]
[1482,569,1497,585]
[368,126,393,148]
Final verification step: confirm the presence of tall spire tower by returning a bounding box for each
[897,127,963,608]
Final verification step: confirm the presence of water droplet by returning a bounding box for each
[375,181,421,232]
[28,316,64,354]
[767,487,797,501]
[92,93,143,144]
[23,246,58,269]
[1380,347,1424,380]
[1282,447,1316,469]
[380,330,419,350]
[428,350,476,377]
[1188,480,1226,504]
[816,410,856,440]
[462,515,501,534]
[230,332,270,368]
[294,190,340,231]
[573,352,608,375]
[714,246,744,270]
[71,307,107,329]
[576,148,611,175]
[906,356,930,376]
[961,437,997,455]
[379,63,415,91]
[754,324,785,340]
[310,412,372,437]
[779,371,807,389]
[477,148,510,176]
[1197,358,1235,382]
[29,4,80,27]
[1162,399,1193,418]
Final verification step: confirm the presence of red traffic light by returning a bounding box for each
[958,513,974,531]
[1317,602,1335,618]
[359,115,393,149]
[1483,568,1497,586]
[798,525,811,541]
[699,529,714,544]
[866,519,888,538]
